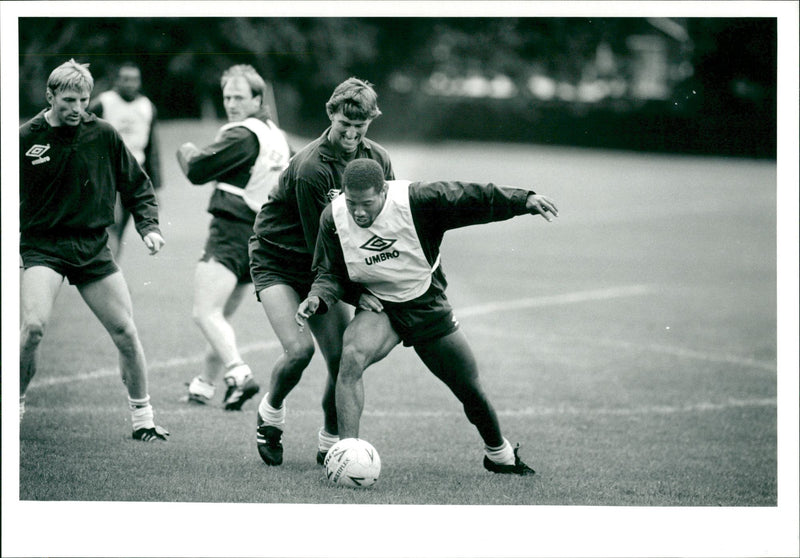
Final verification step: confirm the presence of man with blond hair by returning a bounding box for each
[19,59,168,441]
[177,64,291,410]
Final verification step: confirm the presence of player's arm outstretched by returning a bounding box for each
[176,127,258,185]
[413,181,558,235]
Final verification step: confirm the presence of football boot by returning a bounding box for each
[132,425,170,442]
[186,376,215,405]
[256,415,284,466]
[223,376,260,411]
[483,443,535,476]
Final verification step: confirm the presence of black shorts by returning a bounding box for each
[202,216,254,283]
[20,230,119,286]
[378,290,460,347]
[249,235,315,299]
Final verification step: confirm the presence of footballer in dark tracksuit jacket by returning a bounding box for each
[249,126,394,296]
[19,109,160,282]
[308,180,537,346]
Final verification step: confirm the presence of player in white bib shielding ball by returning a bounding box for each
[297,158,559,475]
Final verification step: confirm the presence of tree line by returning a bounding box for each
[19,17,776,156]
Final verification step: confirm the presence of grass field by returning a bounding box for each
[5,120,796,556]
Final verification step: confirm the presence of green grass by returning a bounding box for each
[8,121,790,556]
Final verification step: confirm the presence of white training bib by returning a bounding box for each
[214,118,290,212]
[97,90,153,164]
[332,180,439,303]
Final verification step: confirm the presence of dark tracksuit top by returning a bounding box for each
[19,110,160,240]
[309,181,535,313]
[179,118,270,224]
[253,127,394,258]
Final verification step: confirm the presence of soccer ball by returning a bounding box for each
[324,438,381,488]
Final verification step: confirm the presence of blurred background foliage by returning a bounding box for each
[19,17,776,157]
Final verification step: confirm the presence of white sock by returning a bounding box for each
[318,428,340,452]
[258,393,285,428]
[20,395,26,421]
[129,396,155,431]
[188,376,216,398]
[484,438,514,465]
[223,362,252,386]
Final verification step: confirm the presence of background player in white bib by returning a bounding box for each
[297,158,559,474]
[90,62,162,257]
[177,65,291,410]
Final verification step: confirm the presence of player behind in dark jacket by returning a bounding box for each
[19,59,168,441]
[297,158,559,474]
[250,78,395,466]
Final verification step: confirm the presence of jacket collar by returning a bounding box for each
[29,108,97,131]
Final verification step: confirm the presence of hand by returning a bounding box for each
[295,295,320,331]
[358,292,384,312]
[177,142,199,159]
[525,194,559,222]
[143,231,165,255]
[176,143,200,175]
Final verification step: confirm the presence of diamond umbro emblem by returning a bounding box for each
[360,235,397,252]
[26,143,52,165]
[26,144,51,158]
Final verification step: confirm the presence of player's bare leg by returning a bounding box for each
[304,302,353,462]
[336,310,400,439]
[78,271,168,441]
[414,329,504,445]
[19,266,65,416]
[259,284,317,406]
[201,282,248,381]
[191,259,255,408]
[256,284,317,465]
[307,301,351,433]
[415,329,533,475]
[193,259,248,372]
[80,271,149,396]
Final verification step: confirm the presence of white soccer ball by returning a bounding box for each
[324,438,381,488]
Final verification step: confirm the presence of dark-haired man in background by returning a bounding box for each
[91,61,162,256]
